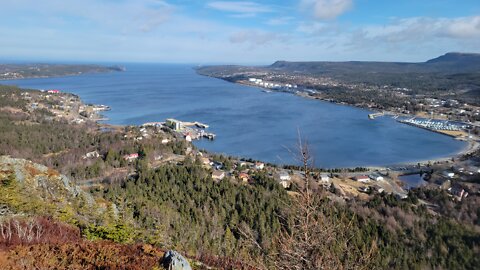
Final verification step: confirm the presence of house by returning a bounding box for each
[277,171,291,181]
[369,173,384,181]
[83,151,100,159]
[200,157,211,165]
[238,161,247,168]
[320,173,330,183]
[358,186,370,193]
[254,162,265,170]
[442,171,455,178]
[47,89,60,94]
[185,135,192,142]
[238,172,250,183]
[123,153,139,162]
[448,186,468,200]
[279,179,291,189]
[161,139,170,144]
[212,171,225,181]
[354,175,370,183]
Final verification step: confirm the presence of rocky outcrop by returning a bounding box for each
[162,250,192,270]
[0,155,98,216]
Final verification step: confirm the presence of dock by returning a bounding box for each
[164,119,216,140]
[368,111,397,120]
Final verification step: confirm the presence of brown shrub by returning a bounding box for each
[2,241,163,270]
[0,216,80,250]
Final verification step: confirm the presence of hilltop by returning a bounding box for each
[269,52,480,74]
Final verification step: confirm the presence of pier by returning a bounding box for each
[163,119,216,141]
[368,111,397,120]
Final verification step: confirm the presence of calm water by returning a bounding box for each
[2,64,466,168]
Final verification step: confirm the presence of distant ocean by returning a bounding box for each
[3,64,466,168]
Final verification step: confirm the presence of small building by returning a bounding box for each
[212,171,225,181]
[200,157,211,165]
[448,186,468,200]
[161,139,170,144]
[238,172,250,183]
[254,162,265,170]
[279,179,291,189]
[319,173,330,183]
[277,171,291,181]
[354,175,370,183]
[83,151,100,159]
[47,89,60,94]
[442,171,455,178]
[166,118,182,131]
[369,173,384,181]
[185,135,192,142]
[123,153,139,162]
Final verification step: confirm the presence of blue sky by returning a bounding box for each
[1,0,479,63]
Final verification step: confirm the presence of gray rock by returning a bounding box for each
[162,250,192,270]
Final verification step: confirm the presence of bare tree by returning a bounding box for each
[270,133,377,269]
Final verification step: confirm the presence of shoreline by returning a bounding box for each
[211,78,479,170]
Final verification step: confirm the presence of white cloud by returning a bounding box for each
[301,0,353,20]
[357,16,480,44]
[443,16,480,39]
[1,0,174,33]
[207,1,272,14]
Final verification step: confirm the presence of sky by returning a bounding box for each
[1,0,479,64]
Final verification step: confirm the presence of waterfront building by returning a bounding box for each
[166,118,182,131]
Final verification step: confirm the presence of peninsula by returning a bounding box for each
[0,63,125,80]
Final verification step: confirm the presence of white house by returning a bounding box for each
[320,173,330,183]
[279,179,291,189]
[278,171,291,181]
[354,175,370,183]
[83,151,99,159]
[255,162,265,170]
[369,173,384,181]
[442,171,455,178]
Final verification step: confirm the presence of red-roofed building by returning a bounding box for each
[123,153,139,162]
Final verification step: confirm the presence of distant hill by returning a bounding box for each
[0,63,125,80]
[269,52,480,74]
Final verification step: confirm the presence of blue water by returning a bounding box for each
[2,64,466,168]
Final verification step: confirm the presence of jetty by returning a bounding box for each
[163,119,216,141]
[368,111,397,120]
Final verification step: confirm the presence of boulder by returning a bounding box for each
[162,250,192,270]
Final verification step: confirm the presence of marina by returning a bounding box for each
[399,118,470,132]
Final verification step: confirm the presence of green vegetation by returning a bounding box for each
[96,162,289,257]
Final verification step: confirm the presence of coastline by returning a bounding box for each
[209,77,479,170]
